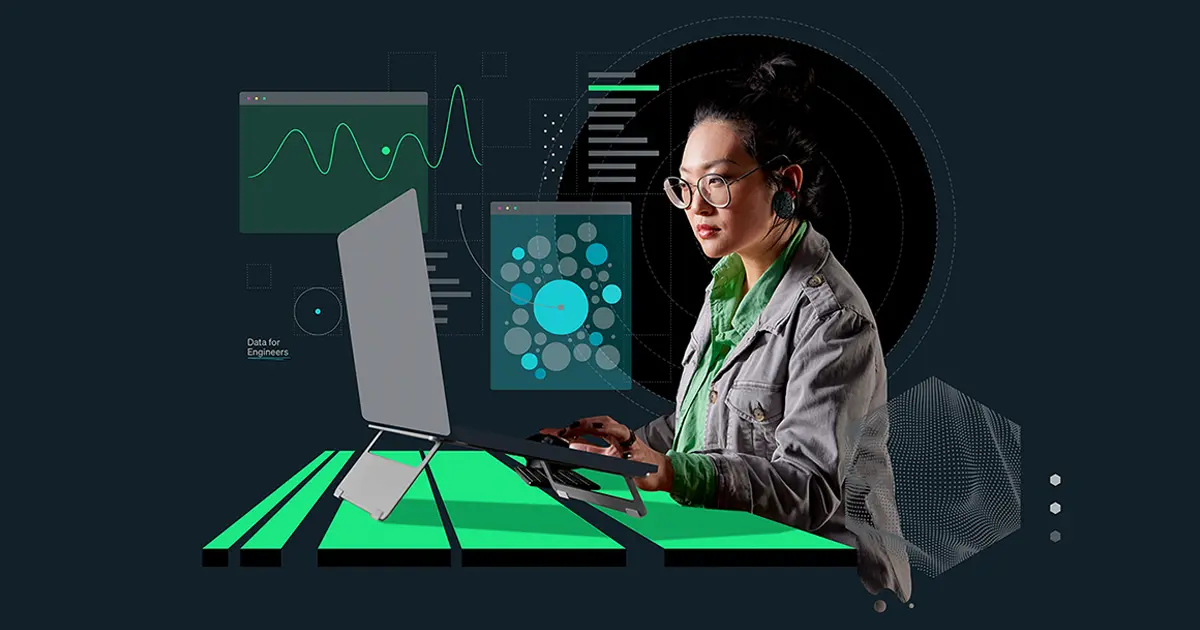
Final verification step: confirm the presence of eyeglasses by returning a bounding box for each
[663,154,790,210]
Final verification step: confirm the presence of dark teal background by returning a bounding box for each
[21,0,1189,625]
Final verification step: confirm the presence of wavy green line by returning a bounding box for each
[246,84,482,179]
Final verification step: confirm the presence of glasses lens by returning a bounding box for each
[664,178,690,209]
[699,174,730,207]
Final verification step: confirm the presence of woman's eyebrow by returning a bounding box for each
[680,158,739,175]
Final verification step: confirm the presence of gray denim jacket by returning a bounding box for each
[634,225,912,600]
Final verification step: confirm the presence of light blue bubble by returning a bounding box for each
[533,279,589,335]
[602,285,622,304]
[512,247,526,260]
[585,243,608,265]
[589,332,603,346]
[535,368,546,380]
[521,353,538,370]
[510,282,533,306]
[314,308,321,315]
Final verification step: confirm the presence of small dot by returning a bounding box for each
[559,113,563,117]
[512,247,526,260]
[314,308,321,315]
[874,600,886,613]
[543,113,547,117]
[381,146,391,156]
[535,368,546,380]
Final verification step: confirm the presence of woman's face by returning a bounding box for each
[677,120,778,259]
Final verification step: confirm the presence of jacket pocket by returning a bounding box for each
[723,382,784,456]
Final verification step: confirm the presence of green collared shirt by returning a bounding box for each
[667,221,809,507]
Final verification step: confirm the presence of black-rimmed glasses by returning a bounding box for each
[663,154,790,210]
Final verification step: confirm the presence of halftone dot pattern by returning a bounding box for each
[842,376,1021,597]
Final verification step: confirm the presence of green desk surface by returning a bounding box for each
[317,451,452,566]
[240,450,354,566]
[575,469,857,567]
[431,450,624,566]
[202,451,334,567]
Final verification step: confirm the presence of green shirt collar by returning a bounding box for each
[709,221,808,340]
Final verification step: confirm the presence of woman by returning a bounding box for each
[542,55,910,598]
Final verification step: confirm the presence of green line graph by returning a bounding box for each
[246,84,482,180]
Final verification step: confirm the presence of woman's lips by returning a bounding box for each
[697,224,721,239]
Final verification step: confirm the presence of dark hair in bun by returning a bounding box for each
[693,54,825,224]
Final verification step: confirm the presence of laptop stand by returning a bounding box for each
[334,424,648,520]
[333,428,443,521]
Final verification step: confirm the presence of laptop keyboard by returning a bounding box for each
[513,463,601,491]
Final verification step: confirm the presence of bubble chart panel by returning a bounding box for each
[489,201,632,390]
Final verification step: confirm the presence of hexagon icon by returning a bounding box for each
[1050,474,1061,486]
[1050,502,1062,514]
[1050,530,1061,543]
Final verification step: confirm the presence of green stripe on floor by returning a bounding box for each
[433,451,620,550]
[575,469,850,550]
[318,451,450,551]
[204,451,334,550]
[242,450,354,550]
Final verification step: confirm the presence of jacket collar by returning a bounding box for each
[760,223,831,334]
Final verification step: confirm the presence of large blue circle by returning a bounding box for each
[586,243,608,265]
[521,353,538,370]
[512,247,526,260]
[510,283,533,306]
[602,284,622,304]
[533,279,589,335]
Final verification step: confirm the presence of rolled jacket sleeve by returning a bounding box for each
[707,306,880,531]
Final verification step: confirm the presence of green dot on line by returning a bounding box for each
[381,146,391,156]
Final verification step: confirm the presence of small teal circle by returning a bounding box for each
[314,308,322,315]
[535,368,546,380]
[589,332,603,346]
[602,284,622,304]
[510,282,533,305]
[521,353,538,370]
[512,247,526,260]
[586,243,609,265]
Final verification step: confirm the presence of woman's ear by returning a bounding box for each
[783,164,804,193]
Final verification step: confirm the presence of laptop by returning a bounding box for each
[332,189,654,520]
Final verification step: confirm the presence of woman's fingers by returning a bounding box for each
[569,441,612,455]
[562,416,632,443]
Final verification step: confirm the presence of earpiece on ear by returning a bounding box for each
[772,189,796,219]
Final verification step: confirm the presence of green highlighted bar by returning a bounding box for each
[432,451,623,566]
[202,450,334,567]
[240,450,354,566]
[576,469,856,567]
[587,84,659,91]
[318,451,451,566]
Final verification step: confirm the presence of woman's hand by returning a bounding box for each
[539,416,674,492]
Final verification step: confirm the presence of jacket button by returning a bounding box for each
[753,407,765,421]
[708,389,717,404]
[807,274,825,288]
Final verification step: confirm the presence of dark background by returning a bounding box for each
[11,0,1189,625]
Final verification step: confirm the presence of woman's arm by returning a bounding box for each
[706,306,882,531]
[633,410,678,453]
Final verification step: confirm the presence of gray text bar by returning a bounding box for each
[424,252,448,259]
[589,177,636,183]
[589,98,635,105]
[588,72,636,79]
[430,291,472,298]
[429,278,460,285]
[432,304,448,311]
[588,150,659,157]
[589,163,636,170]
[588,111,635,118]
[434,317,448,324]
